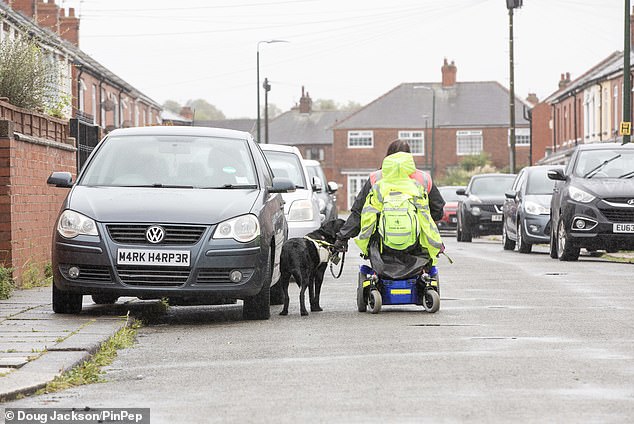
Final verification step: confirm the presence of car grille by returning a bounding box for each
[107,224,206,245]
[479,204,503,213]
[603,197,634,204]
[196,268,255,284]
[116,266,191,287]
[60,264,111,282]
[600,208,634,223]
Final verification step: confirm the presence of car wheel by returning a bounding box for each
[243,253,272,320]
[52,283,83,314]
[557,219,580,261]
[456,223,463,241]
[517,221,532,254]
[462,220,472,242]
[549,218,558,259]
[269,281,284,305]
[91,294,119,304]
[502,224,516,250]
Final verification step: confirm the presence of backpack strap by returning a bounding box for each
[369,170,382,185]
[409,170,432,193]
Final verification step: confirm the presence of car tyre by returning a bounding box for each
[502,224,516,250]
[243,254,272,320]
[52,284,82,314]
[269,281,284,305]
[517,221,532,254]
[549,218,559,259]
[557,219,580,261]
[461,221,472,242]
[91,294,119,304]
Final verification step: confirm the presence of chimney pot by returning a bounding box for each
[441,58,457,88]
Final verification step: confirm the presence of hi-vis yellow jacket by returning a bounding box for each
[354,152,443,265]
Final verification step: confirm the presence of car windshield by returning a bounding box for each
[574,149,634,179]
[526,168,556,194]
[306,164,326,183]
[438,187,462,202]
[263,151,306,188]
[470,176,515,195]
[79,135,257,188]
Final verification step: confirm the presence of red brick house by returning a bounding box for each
[332,59,530,211]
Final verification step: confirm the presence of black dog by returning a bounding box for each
[279,218,345,316]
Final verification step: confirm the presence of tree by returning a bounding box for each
[162,100,181,114]
[436,153,497,186]
[263,103,282,119]
[0,37,61,112]
[186,99,225,120]
[313,99,362,112]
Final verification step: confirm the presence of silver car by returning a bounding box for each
[260,144,322,238]
[47,126,293,320]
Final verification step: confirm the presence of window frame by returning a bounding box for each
[347,130,373,149]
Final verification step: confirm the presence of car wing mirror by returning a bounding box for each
[327,181,338,193]
[47,171,73,188]
[456,188,466,196]
[270,177,296,193]
[311,176,323,192]
[547,169,566,181]
[504,189,517,199]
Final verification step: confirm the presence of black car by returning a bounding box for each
[502,165,560,253]
[47,126,294,320]
[548,142,634,261]
[456,173,516,242]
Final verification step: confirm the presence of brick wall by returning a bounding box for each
[0,100,76,285]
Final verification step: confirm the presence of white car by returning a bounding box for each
[260,144,322,239]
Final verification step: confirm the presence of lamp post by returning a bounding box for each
[624,0,631,145]
[506,0,523,172]
[414,86,436,178]
[257,39,287,143]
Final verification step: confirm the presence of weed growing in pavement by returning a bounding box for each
[20,260,51,289]
[0,266,14,299]
[135,297,170,325]
[37,314,141,394]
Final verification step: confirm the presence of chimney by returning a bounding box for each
[10,0,36,18]
[526,93,539,106]
[36,0,60,34]
[180,106,194,120]
[59,8,80,46]
[558,73,571,90]
[441,58,457,88]
[299,86,312,114]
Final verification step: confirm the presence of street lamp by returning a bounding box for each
[414,86,436,178]
[257,39,287,143]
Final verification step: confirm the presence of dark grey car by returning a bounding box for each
[47,126,293,320]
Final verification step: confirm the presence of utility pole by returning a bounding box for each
[624,0,631,144]
[263,78,271,144]
[507,0,523,173]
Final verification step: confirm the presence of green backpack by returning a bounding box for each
[377,190,420,251]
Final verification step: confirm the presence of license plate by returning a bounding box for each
[450,217,457,223]
[613,223,634,233]
[491,214,503,222]
[117,249,190,267]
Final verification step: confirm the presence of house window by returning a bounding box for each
[613,85,619,134]
[348,131,373,148]
[100,89,106,128]
[347,174,369,210]
[78,79,86,112]
[91,85,97,124]
[508,128,530,146]
[398,131,424,155]
[456,130,483,156]
[305,148,324,161]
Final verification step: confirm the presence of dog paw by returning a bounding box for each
[279,310,288,316]
[300,310,309,316]
[311,306,323,312]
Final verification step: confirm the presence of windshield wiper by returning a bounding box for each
[619,170,634,179]
[203,184,258,189]
[122,184,194,188]
[583,154,621,178]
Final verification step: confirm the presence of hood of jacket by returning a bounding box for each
[381,152,416,180]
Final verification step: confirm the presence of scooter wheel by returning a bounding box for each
[356,285,367,312]
[423,289,440,313]
[369,290,382,314]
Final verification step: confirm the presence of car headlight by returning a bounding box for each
[213,214,259,243]
[524,200,550,215]
[57,210,98,238]
[288,199,314,221]
[568,186,595,203]
[470,206,482,216]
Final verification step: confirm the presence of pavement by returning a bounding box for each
[0,287,129,402]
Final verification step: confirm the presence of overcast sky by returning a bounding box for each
[59,0,624,119]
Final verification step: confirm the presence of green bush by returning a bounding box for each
[0,266,14,300]
[0,37,60,111]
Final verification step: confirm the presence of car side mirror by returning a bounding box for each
[547,169,566,181]
[504,189,517,199]
[311,176,323,192]
[270,177,296,193]
[327,181,338,193]
[456,188,466,196]
[47,171,73,188]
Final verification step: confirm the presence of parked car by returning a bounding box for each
[437,186,464,231]
[456,173,516,242]
[548,142,634,261]
[303,159,339,222]
[502,165,560,253]
[47,126,294,320]
[260,144,322,238]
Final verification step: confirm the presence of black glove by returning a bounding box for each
[333,238,348,253]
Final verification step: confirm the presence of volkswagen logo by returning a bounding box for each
[628,199,634,206]
[146,226,165,244]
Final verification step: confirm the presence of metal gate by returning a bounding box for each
[70,113,101,171]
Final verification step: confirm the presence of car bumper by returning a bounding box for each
[467,212,504,235]
[522,214,551,244]
[561,201,634,250]
[287,219,321,239]
[52,232,268,300]
[437,213,458,230]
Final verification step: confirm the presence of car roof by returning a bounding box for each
[575,142,634,151]
[302,159,320,166]
[107,126,251,140]
[470,173,516,178]
[259,143,302,155]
